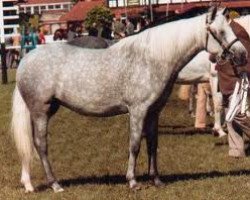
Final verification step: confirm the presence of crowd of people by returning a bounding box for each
[62,16,151,42]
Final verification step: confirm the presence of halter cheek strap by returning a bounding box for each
[205,16,239,57]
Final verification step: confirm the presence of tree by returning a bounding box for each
[84,6,113,38]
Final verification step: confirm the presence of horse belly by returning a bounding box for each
[60,100,128,117]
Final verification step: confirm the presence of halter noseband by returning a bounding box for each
[205,16,239,60]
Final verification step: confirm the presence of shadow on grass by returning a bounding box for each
[36,169,250,191]
[158,122,218,136]
[159,127,213,135]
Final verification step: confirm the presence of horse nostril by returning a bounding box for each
[241,51,247,64]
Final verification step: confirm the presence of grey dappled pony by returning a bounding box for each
[68,35,111,49]
[12,7,247,193]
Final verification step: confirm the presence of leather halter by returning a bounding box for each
[205,16,239,60]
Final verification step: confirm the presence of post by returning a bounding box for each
[1,43,7,84]
[149,0,154,22]
[0,0,7,84]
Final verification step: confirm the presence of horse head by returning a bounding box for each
[205,6,247,66]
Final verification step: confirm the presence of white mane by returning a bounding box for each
[109,14,206,64]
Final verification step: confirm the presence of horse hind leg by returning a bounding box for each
[212,92,227,137]
[144,113,163,187]
[126,107,147,189]
[32,103,63,193]
[209,74,227,137]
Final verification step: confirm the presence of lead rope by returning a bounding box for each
[225,72,249,122]
[240,73,249,114]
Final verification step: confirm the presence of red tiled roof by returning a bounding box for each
[60,0,104,22]
[19,0,71,5]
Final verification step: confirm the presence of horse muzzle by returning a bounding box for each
[228,48,248,66]
[219,40,248,66]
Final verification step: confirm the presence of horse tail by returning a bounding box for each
[11,86,34,165]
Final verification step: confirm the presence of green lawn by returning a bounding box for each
[1,70,250,200]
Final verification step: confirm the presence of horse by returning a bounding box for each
[67,35,112,49]
[177,51,226,136]
[176,14,250,137]
[11,7,247,193]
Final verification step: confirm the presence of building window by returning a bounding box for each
[48,5,54,9]
[3,2,13,7]
[63,4,69,9]
[117,0,125,7]
[4,28,13,35]
[34,6,39,13]
[41,6,46,10]
[26,7,31,13]
[108,0,117,7]
[55,5,61,9]
[19,7,24,13]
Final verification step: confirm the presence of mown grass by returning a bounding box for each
[1,70,250,199]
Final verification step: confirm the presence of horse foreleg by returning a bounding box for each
[144,113,163,187]
[32,113,64,193]
[213,93,227,137]
[209,70,227,137]
[126,108,145,189]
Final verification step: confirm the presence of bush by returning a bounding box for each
[84,6,113,37]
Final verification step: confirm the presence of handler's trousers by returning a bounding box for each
[195,83,211,128]
[226,105,250,158]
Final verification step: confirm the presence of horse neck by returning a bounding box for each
[109,14,207,71]
[148,15,207,70]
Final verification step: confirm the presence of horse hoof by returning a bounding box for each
[218,133,227,138]
[24,187,34,193]
[213,128,227,138]
[129,180,141,190]
[154,178,164,187]
[22,183,34,193]
[51,182,64,193]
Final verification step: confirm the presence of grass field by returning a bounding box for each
[1,70,250,200]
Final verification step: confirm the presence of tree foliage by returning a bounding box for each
[84,6,113,30]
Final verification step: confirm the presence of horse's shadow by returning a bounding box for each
[159,127,213,135]
[36,169,250,191]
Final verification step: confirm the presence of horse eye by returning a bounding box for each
[220,30,225,36]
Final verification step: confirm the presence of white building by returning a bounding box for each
[18,0,73,15]
[0,0,19,45]
[109,0,211,8]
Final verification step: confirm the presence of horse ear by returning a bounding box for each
[222,8,230,20]
[208,6,218,23]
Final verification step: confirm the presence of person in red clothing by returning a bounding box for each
[216,13,250,158]
[38,29,46,44]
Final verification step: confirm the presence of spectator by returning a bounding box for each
[67,23,77,42]
[195,83,212,129]
[38,29,46,44]
[112,17,125,39]
[125,18,134,36]
[88,22,98,37]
